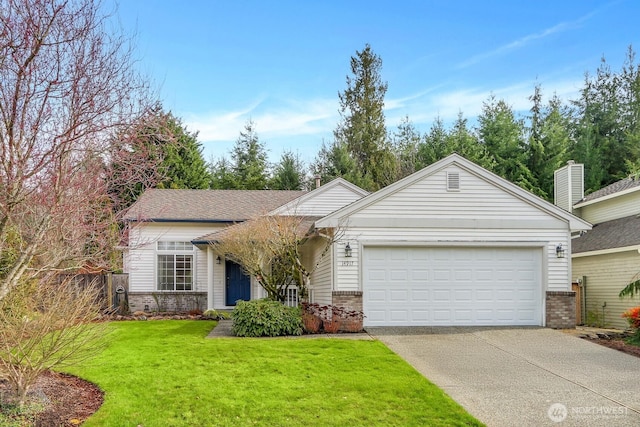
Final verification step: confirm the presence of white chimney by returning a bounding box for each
[314,175,321,189]
[554,160,584,214]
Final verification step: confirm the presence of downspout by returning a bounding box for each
[581,275,587,325]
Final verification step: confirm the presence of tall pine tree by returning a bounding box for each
[330,44,397,190]
[270,151,306,190]
[210,120,270,190]
[478,96,537,193]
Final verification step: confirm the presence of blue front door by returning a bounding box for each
[226,261,250,306]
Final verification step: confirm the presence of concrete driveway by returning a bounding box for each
[368,327,640,426]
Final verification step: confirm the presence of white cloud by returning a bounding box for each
[457,10,596,69]
[385,78,583,129]
[183,97,338,144]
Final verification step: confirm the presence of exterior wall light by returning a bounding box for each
[345,242,352,258]
[556,243,566,258]
[216,255,222,264]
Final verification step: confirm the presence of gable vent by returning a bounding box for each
[447,171,460,191]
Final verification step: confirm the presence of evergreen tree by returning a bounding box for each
[618,46,640,178]
[211,120,271,190]
[478,96,537,193]
[527,87,571,200]
[209,156,236,189]
[332,44,397,190]
[393,116,423,178]
[108,107,210,210]
[415,117,448,168]
[270,151,306,190]
[157,116,210,190]
[311,140,374,190]
[232,120,269,190]
[443,112,493,169]
[570,53,634,191]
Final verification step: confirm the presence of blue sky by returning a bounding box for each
[116,0,640,165]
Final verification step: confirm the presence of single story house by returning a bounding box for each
[555,161,640,329]
[123,154,591,328]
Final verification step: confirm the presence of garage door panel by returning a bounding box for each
[433,310,452,321]
[367,310,387,322]
[389,310,409,321]
[433,270,451,281]
[390,270,408,281]
[496,309,516,321]
[368,269,386,281]
[454,310,473,321]
[518,289,535,301]
[363,247,542,326]
[368,289,387,302]
[476,309,494,321]
[433,289,451,301]
[411,270,429,280]
[411,290,429,301]
[411,310,429,321]
[389,290,409,302]
[518,310,536,321]
[476,289,494,301]
[455,270,473,281]
[390,249,409,261]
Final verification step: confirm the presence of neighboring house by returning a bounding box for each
[555,161,640,329]
[123,154,590,328]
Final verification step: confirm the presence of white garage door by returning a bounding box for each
[363,246,542,326]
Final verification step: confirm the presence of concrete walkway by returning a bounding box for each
[368,327,640,427]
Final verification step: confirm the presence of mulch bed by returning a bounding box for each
[588,337,640,358]
[0,371,103,426]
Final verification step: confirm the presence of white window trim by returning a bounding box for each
[155,241,196,291]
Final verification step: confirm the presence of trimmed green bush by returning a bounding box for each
[231,299,303,337]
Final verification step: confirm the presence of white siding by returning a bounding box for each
[300,184,364,215]
[276,182,365,216]
[570,164,584,207]
[573,250,640,329]
[554,167,569,212]
[351,166,559,221]
[125,222,225,293]
[554,162,584,214]
[306,237,333,305]
[580,191,640,224]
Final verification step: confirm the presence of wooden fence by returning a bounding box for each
[65,273,129,311]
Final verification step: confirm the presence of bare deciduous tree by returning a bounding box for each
[0,278,107,406]
[0,0,158,300]
[210,215,336,302]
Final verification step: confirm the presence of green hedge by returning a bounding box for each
[231,299,303,337]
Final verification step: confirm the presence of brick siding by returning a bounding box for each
[128,292,207,313]
[546,291,576,329]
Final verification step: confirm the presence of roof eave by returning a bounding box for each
[573,185,640,208]
[126,218,241,224]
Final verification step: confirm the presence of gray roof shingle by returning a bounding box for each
[124,189,306,222]
[572,214,640,253]
[193,216,322,243]
[580,176,640,204]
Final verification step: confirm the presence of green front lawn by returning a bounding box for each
[66,321,482,426]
